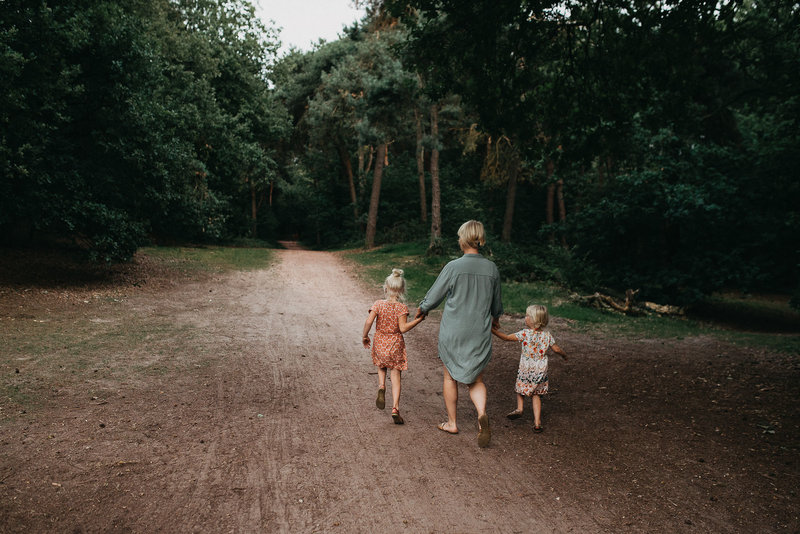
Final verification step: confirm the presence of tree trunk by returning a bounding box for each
[365,143,386,249]
[556,177,567,249]
[415,109,427,223]
[337,143,358,222]
[545,159,555,244]
[501,160,518,242]
[250,180,258,238]
[428,103,441,252]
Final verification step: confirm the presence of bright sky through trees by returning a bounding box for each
[254,0,366,54]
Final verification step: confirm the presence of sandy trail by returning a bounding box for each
[1,248,797,533]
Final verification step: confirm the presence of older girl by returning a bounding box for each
[362,269,424,424]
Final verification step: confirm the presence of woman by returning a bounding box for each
[415,220,503,447]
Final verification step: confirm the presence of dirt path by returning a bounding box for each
[1,248,798,533]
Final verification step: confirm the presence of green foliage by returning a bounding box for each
[3,0,797,309]
[0,0,289,261]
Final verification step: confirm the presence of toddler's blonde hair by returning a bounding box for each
[526,304,549,329]
[457,220,486,250]
[384,268,406,301]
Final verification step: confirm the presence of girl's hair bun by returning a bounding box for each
[392,268,404,277]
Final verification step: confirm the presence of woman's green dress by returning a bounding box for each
[418,253,504,383]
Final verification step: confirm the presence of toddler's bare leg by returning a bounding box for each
[532,395,542,427]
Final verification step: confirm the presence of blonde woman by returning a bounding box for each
[416,220,504,447]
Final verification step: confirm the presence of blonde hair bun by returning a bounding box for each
[384,268,406,301]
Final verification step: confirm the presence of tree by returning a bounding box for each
[0,0,288,259]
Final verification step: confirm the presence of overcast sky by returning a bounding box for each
[253,0,366,55]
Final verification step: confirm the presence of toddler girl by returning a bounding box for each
[492,304,568,432]
[362,268,424,424]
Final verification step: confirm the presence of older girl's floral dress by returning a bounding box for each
[370,300,409,371]
[513,328,555,396]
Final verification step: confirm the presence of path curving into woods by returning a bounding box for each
[1,248,797,532]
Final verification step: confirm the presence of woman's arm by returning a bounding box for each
[417,263,452,316]
[398,311,424,333]
[362,309,377,348]
[490,265,504,319]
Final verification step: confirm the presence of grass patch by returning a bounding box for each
[343,242,800,353]
[692,293,800,333]
[1,314,211,417]
[344,240,450,303]
[140,245,274,272]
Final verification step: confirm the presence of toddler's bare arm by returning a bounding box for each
[552,343,568,361]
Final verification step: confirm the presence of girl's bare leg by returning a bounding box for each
[532,395,542,427]
[375,367,387,409]
[516,393,524,412]
[390,369,402,410]
[377,367,386,389]
[441,364,459,432]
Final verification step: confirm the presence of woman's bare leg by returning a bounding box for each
[469,373,490,447]
[441,364,459,432]
[467,373,487,418]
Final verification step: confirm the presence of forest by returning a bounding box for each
[1,0,798,308]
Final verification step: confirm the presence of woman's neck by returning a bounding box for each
[462,246,479,255]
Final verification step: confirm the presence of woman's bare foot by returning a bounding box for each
[477,414,491,448]
[437,421,458,434]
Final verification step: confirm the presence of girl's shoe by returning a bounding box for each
[392,408,404,425]
[533,425,543,433]
[376,387,385,410]
[506,409,523,420]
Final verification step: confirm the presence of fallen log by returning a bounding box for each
[573,289,684,317]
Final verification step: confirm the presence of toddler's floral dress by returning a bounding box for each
[369,300,409,371]
[513,328,555,396]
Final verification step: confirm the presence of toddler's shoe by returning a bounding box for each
[506,409,523,420]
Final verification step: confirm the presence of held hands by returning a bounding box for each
[414,308,427,320]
